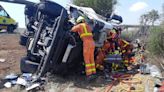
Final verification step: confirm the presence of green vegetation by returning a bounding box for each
[72,0,117,16]
[147,26,164,56]
[145,5,164,56]
[121,31,134,41]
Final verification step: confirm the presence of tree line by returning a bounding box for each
[72,0,117,17]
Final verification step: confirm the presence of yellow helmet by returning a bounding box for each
[76,16,85,23]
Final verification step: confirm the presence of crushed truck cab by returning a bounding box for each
[0,5,17,33]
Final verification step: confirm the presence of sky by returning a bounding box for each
[0,0,163,28]
[116,0,164,25]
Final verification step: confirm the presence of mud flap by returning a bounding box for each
[19,34,28,46]
[20,57,38,73]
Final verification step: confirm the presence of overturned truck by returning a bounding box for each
[0,0,123,78]
[21,1,123,78]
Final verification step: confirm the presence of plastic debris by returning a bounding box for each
[140,64,162,78]
[22,73,32,77]
[4,82,12,88]
[140,64,150,74]
[16,77,27,86]
[149,65,162,78]
[5,74,18,80]
[10,80,17,85]
[154,79,162,87]
[3,73,41,91]
[154,87,158,92]
[22,73,32,81]
[0,58,5,62]
[26,83,40,91]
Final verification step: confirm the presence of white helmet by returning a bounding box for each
[135,39,140,43]
[76,16,85,23]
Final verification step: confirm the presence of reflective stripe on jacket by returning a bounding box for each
[71,23,93,40]
[80,24,93,38]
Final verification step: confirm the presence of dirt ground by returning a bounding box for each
[0,33,26,78]
[0,32,159,92]
[0,33,109,92]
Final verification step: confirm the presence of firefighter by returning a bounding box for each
[118,39,130,54]
[95,29,117,70]
[107,30,117,53]
[118,39,135,68]
[103,29,120,81]
[71,16,96,80]
[95,40,111,70]
[107,26,123,54]
[107,29,121,71]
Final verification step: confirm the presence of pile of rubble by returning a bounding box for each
[3,73,44,91]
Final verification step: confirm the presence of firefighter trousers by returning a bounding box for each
[83,40,96,76]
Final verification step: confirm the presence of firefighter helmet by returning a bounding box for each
[76,16,85,23]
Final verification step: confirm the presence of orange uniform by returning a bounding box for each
[71,23,96,76]
[95,41,110,70]
[118,39,131,54]
[107,31,117,39]
[118,39,135,66]
[95,31,117,70]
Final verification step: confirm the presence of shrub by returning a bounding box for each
[147,26,164,56]
[121,31,134,42]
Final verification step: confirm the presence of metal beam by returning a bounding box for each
[0,0,35,5]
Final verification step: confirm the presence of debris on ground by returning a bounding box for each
[5,74,18,80]
[26,83,40,91]
[4,82,12,88]
[0,59,5,63]
[16,77,27,86]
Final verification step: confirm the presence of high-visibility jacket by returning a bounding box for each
[71,23,93,41]
[95,41,110,70]
[71,23,96,76]
[123,56,136,67]
[95,40,116,70]
[118,39,133,54]
[118,39,129,48]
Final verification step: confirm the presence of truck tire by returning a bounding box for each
[20,57,38,73]
[7,25,15,33]
[19,34,28,46]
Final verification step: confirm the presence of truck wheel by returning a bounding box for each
[7,25,15,33]
[20,57,38,73]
